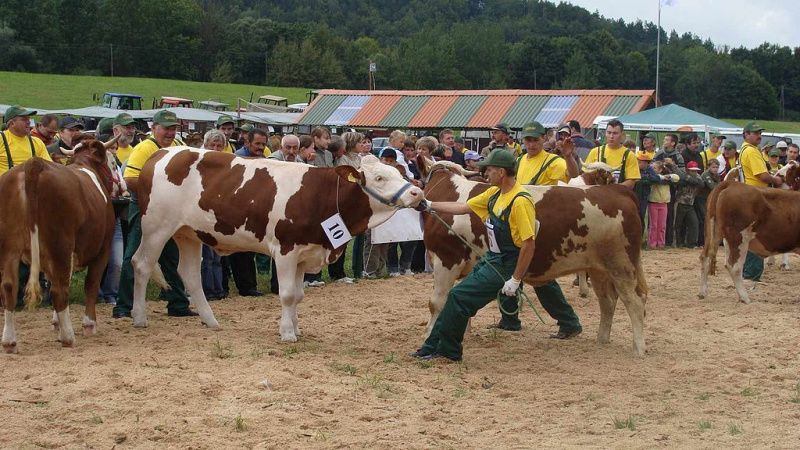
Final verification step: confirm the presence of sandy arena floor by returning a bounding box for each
[1,248,799,449]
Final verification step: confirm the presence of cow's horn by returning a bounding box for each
[103,134,120,149]
[61,142,83,156]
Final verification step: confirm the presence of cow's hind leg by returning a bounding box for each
[1,262,20,353]
[175,237,218,328]
[49,272,75,348]
[275,256,303,342]
[591,272,617,345]
[81,257,106,336]
[612,276,646,357]
[130,227,175,328]
[425,259,463,338]
[725,228,753,304]
[781,253,790,270]
[578,272,591,298]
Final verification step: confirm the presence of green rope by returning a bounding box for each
[428,211,545,324]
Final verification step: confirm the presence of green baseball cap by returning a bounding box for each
[153,110,179,127]
[477,149,516,169]
[454,136,464,144]
[238,123,254,133]
[643,132,657,140]
[723,141,737,150]
[113,112,135,126]
[490,122,511,135]
[520,121,546,138]
[4,105,36,123]
[768,148,780,157]
[216,114,235,128]
[97,117,114,134]
[743,121,765,133]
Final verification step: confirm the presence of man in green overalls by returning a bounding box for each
[113,110,196,319]
[493,121,582,338]
[410,150,536,361]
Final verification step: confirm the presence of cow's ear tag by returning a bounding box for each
[346,173,360,183]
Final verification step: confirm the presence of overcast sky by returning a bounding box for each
[565,0,799,49]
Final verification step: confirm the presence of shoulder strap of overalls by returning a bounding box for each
[500,191,533,221]
[529,154,561,185]
[487,189,503,218]
[619,149,630,182]
[148,137,162,149]
[701,151,708,169]
[599,145,606,163]
[28,135,35,157]
[1,132,13,168]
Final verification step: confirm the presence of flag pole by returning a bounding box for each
[655,0,661,105]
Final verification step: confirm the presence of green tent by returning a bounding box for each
[607,103,740,133]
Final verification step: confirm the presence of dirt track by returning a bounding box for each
[1,248,799,448]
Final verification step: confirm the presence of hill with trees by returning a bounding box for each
[1,0,796,120]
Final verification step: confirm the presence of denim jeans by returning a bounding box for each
[201,245,225,298]
[99,218,123,303]
[388,241,417,273]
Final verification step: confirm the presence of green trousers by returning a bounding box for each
[743,251,763,281]
[498,280,581,333]
[421,253,517,360]
[255,254,271,274]
[114,199,191,316]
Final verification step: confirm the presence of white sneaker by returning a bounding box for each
[335,277,354,284]
[403,269,414,276]
[389,272,401,278]
[309,280,326,287]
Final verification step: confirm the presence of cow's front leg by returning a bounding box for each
[82,256,106,336]
[781,254,790,270]
[175,238,218,328]
[726,233,752,304]
[276,257,303,342]
[51,276,75,348]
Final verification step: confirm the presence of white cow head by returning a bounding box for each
[335,154,423,227]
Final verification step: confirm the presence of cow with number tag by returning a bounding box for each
[128,148,423,341]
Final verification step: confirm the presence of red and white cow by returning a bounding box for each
[0,139,115,352]
[699,162,800,303]
[130,149,422,341]
[418,159,648,356]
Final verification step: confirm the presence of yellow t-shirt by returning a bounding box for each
[123,138,161,179]
[225,141,236,154]
[701,148,722,169]
[467,182,536,248]
[116,145,133,164]
[0,130,52,175]
[585,145,640,181]
[769,162,783,175]
[739,142,769,187]
[517,151,568,185]
[636,149,656,160]
[509,142,523,157]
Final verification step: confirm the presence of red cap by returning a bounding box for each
[687,161,701,171]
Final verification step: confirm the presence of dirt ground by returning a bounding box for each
[1,248,799,449]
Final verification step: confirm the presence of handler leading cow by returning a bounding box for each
[125,141,422,341]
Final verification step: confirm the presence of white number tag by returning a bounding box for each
[485,220,501,253]
[321,213,353,248]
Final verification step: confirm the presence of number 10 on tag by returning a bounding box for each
[321,213,353,248]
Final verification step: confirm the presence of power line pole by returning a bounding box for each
[655,0,661,105]
[110,44,114,77]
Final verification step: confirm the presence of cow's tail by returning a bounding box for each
[23,160,45,310]
[701,183,726,276]
[151,264,170,291]
[634,257,648,299]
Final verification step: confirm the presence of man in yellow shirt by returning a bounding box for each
[113,110,195,319]
[410,150,536,361]
[739,122,783,282]
[637,132,658,160]
[516,121,577,185]
[701,134,725,170]
[1,105,52,175]
[111,113,137,164]
[215,115,238,154]
[498,121,581,337]
[585,119,641,188]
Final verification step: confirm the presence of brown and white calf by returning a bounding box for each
[0,139,115,352]
[419,160,648,356]
[699,163,800,303]
[131,149,422,341]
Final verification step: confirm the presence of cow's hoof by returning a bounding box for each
[60,339,75,348]
[2,342,17,354]
[82,324,97,337]
[697,293,705,299]
[280,333,298,343]
[579,293,588,298]
[132,321,148,328]
[203,319,220,329]
[781,265,791,271]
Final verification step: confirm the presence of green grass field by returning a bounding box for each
[722,118,800,134]
[0,71,310,110]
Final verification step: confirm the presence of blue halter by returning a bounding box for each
[360,181,414,208]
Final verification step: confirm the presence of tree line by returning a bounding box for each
[1,0,796,120]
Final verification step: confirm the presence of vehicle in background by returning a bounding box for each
[95,92,143,110]
[257,95,288,108]
[371,137,389,153]
[199,100,229,111]
[157,96,193,108]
